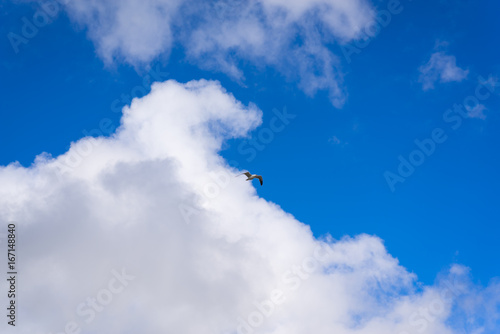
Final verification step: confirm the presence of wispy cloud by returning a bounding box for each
[467,103,487,119]
[329,135,348,147]
[330,135,342,145]
[58,0,376,107]
[419,51,469,90]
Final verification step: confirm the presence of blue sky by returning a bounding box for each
[1,1,499,331]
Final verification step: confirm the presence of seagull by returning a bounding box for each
[237,171,263,186]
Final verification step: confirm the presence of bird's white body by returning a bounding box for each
[246,174,259,181]
[237,171,263,186]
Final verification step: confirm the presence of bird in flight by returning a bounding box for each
[237,171,263,186]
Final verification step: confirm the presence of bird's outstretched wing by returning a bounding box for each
[237,171,252,177]
[257,176,263,186]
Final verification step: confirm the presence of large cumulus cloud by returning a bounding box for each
[0,80,498,334]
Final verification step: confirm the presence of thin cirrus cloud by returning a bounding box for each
[0,80,499,334]
[466,103,487,120]
[329,135,348,147]
[59,0,376,107]
[418,51,469,91]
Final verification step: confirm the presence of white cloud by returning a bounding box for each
[58,0,376,107]
[419,51,469,90]
[466,103,487,119]
[330,135,342,145]
[0,79,498,334]
[63,0,183,64]
[329,135,348,147]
